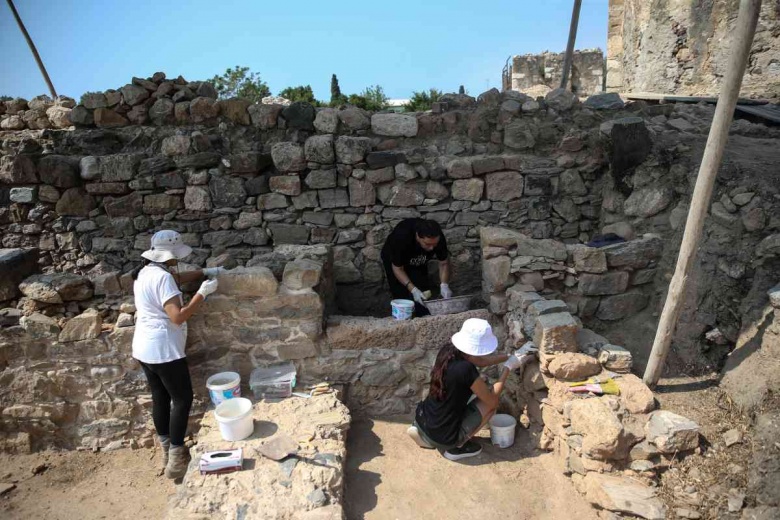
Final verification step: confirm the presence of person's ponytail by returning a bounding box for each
[429,345,462,401]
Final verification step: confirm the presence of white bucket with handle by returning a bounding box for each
[391,299,414,320]
[489,414,517,448]
[214,397,254,441]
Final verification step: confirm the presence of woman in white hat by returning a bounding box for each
[132,230,223,479]
[407,318,536,460]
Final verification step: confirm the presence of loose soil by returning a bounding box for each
[344,416,599,520]
[0,447,173,520]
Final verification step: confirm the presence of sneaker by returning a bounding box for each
[406,426,434,449]
[444,440,483,461]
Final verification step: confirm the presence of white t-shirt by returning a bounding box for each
[132,264,188,364]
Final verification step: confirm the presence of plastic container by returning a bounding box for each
[250,362,297,400]
[489,414,517,448]
[424,294,474,316]
[206,371,241,406]
[214,397,254,441]
[391,299,415,320]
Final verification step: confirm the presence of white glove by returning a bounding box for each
[411,287,426,305]
[202,267,226,279]
[515,342,539,357]
[197,279,219,299]
[440,283,453,299]
[503,355,525,371]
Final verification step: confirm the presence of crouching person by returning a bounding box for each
[407,318,533,461]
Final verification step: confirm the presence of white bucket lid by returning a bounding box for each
[207,371,241,390]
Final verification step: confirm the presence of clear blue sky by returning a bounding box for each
[1,0,609,102]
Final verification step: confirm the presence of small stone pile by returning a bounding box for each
[481,226,664,322]
[0,95,76,131]
[481,227,701,520]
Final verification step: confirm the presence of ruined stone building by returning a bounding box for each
[502,49,605,96]
[607,0,780,99]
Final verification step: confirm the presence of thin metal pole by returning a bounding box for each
[6,0,58,98]
[560,0,582,90]
[643,0,763,388]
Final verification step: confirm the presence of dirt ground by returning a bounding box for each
[0,447,173,520]
[344,416,599,520]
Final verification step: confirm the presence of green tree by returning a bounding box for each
[347,85,388,111]
[330,74,346,106]
[0,95,13,102]
[278,85,319,105]
[210,66,270,103]
[405,88,443,112]
[458,85,465,95]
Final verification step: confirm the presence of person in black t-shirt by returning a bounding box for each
[406,318,537,461]
[380,218,452,316]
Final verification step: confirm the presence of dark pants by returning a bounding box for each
[139,358,193,446]
[382,256,431,317]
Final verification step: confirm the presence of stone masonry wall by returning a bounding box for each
[506,49,604,96]
[607,0,780,99]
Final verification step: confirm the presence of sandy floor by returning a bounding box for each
[344,417,599,520]
[0,448,174,520]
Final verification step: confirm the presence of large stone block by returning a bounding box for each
[335,136,372,164]
[209,175,247,208]
[305,169,337,190]
[269,175,301,196]
[568,397,629,460]
[377,183,424,207]
[268,224,310,245]
[451,178,484,202]
[0,249,37,301]
[547,352,602,381]
[371,113,418,137]
[533,312,579,353]
[104,191,143,218]
[143,193,182,214]
[616,374,655,414]
[523,299,569,336]
[609,117,652,177]
[645,411,700,454]
[348,177,375,207]
[55,188,96,217]
[99,154,141,182]
[624,185,674,218]
[20,273,93,303]
[304,134,335,164]
[326,316,416,351]
[480,227,524,249]
[482,256,511,293]
[596,291,649,320]
[59,308,102,343]
[516,237,567,261]
[38,155,78,188]
[271,142,306,173]
[216,266,278,298]
[578,271,629,296]
[19,312,60,339]
[580,473,666,520]
[0,154,38,184]
[282,258,322,290]
[413,309,491,350]
[570,245,607,273]
[485,171,524,201]
[598,344,633,372]
[602,236,664,269]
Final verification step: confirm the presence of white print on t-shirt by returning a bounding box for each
[408,254,429,267]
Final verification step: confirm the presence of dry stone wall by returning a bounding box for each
[505,49,605,96]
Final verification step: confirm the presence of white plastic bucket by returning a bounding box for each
[206,371,241,406]
[489,414,517,448]
[391,299,415,320]
[214,397,254,441]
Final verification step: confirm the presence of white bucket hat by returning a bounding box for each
[141,230,192,263]
[451,318,498,356]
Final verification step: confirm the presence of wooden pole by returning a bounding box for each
[6,0,58,98]
[560,0,582,90]
[643,0,762,387]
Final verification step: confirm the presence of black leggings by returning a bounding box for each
[139,358,193,446]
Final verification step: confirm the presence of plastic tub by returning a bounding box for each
[214,397,254,441]
[391,299,415,320]
[489,414,517,448]
[206,371,241,406]
[250,362,297,400]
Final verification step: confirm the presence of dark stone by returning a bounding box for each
[596,291,650,320]
[366,151,402,169]
[524,175,553,196]
[209,176,247,207]
[138,156,176,176]
[104,191,143,218]
[281,102,315,131]
[175,152,221,169]
[245,175,270,196]
[155,171,186,189]
[603,237,664,269]
[55,188,96,217]
[202,230,244,248]
[0,155,38,184]
[230,152,272,173]
[269,224,310,245]
[609,117,652,193]
[579,271,629,296]
[37,155,79,188]
[0,248,39,301]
